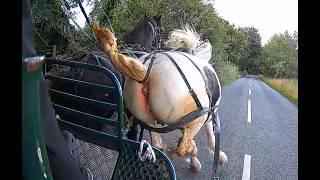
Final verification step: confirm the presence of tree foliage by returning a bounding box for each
[31,0,95,57]
[260,31,298,78]
[30,0,297,82]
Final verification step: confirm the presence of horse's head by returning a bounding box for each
[152,15,164,32]
[123,14,162,51]
[151,15,163,48]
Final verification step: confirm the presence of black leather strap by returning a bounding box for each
[137,108,211,133]
[135,51,218,132]
[138,52,158,83]
[160,52,203,110]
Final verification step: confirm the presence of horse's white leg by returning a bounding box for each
[205,120,228,166]
[185,140,202,172]
[149,131,166,150]
[177,116,206,157]
[177,116,204,172]
[146,121,166,150]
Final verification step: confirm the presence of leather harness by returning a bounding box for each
[136,50,219,133]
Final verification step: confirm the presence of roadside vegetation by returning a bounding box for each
[259,75,298,104]
[31,0,297,90]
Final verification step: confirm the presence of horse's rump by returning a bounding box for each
[124,51,218,125]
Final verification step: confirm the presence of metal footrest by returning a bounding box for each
[112,140,176,180]
[69,139,119,180]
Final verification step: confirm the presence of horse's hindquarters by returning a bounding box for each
[123,78,156,124]
[124,52,210,125]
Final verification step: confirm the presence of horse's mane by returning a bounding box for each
[165,24,212,62]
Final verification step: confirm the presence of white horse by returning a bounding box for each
[92,21,228,172]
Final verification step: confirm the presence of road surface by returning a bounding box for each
[145,75,298,180]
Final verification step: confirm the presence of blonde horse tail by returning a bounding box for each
[92,20,147,81]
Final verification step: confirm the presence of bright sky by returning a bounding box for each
[73,0,297,46]
[70,1,93,28]
[213,0,298,45]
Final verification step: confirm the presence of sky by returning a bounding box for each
[73,0,298,46]
[212,0,298,45]
[70,1,93,28]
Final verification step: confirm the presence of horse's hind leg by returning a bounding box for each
[149,131,166,150]
[146,120,166,150]
[177,116,205,157]
[176,117,206,172]
[185,141,202,172]
[177,117,205,172]
[205,120,228,166]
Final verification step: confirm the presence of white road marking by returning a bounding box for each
[248,77,252,123]
[242,154,251,180]
[247,99,251,123]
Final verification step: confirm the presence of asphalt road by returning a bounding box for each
[145,75,298,180]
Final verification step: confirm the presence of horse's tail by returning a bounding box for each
[165,24,212,62]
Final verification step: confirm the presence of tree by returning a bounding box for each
[260,31,298,78]
[31,0,95,57]
[242,27,262,73]
[32,0,244,84]
[225,26,249,66]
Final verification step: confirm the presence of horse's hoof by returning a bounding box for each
[219,151,228,166]
[190,157,202,172]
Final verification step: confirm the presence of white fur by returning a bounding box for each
[122,25,227,170]
[124,52,211,124]
[165,24,212,62]
[165,24,201,52]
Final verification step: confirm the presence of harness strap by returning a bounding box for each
[176,52,218,124]
[137,107,211,133]
[147,18,161,49]
[160,52,203,110]
[176,52,211,99]
[138,52,158,83]
[148,21,156,40]
[136,51,219,132]
[142,51,159,64]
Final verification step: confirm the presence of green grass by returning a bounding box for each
[259,75,298,104]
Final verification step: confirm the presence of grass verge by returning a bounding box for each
[258,75,298,104]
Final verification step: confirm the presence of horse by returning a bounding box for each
[92,22,228,172]
[123,14,162,52]
[47,15,162,133]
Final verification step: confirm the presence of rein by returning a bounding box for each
[147,18,161,49]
